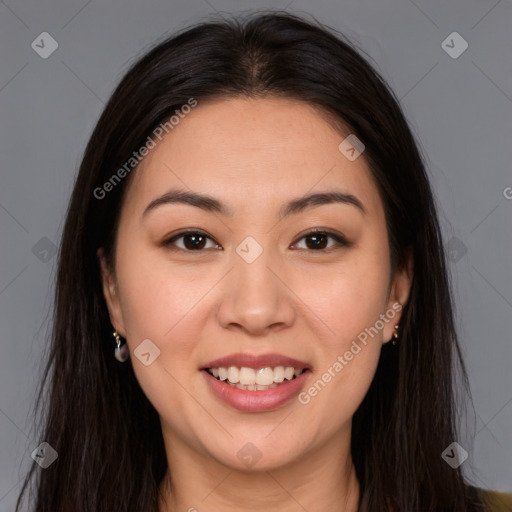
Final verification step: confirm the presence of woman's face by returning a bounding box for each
[100,96,411,472]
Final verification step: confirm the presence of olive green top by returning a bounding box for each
[355,487,512,511]
[480,489,512,511]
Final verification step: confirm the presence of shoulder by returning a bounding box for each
[477,487,512,511]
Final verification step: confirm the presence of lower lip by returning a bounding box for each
[202,369,310,412]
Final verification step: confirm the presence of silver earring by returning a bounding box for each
[113,331,129,362]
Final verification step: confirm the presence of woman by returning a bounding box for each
[15,11,511,512]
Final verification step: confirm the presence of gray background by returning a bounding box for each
[1,0,511,509]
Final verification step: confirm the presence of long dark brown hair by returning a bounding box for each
[16,11,488,512]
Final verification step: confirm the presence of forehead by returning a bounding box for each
[122,96,383,219]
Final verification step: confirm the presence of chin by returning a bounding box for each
[203,436,307,473]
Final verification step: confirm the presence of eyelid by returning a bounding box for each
[161,228,350,252]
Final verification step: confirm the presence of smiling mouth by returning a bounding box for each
[204,366,309,391]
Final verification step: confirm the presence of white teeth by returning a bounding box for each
[227,366,240,384]
[225,382,279,391]
[256,367,274,386]
[207,365,306,388]
[284,367,295,380]
[239,367,256,386]
[273,366,285,382]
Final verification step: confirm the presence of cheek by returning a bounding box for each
[291,248,388,410]
[113,251,210,421]
[293,251,390,348]
[114,243,211,366]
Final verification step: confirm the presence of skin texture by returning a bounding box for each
[98,97,412,512]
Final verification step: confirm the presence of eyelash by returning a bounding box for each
[161,228,350,253]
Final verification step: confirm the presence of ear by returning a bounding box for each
[97,247,126,337]
[383,247,413,344]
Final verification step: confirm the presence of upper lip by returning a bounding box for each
[202,353,311,370]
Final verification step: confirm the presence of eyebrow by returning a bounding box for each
[142,188,366,219]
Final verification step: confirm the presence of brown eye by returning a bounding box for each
[304,233,330,250]
[292,230,348,251]
[163,231,220,251]
[162,229,349,253]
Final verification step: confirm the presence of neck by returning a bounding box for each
[158,435,361,512]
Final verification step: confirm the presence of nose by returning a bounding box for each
[216,247,297,337]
